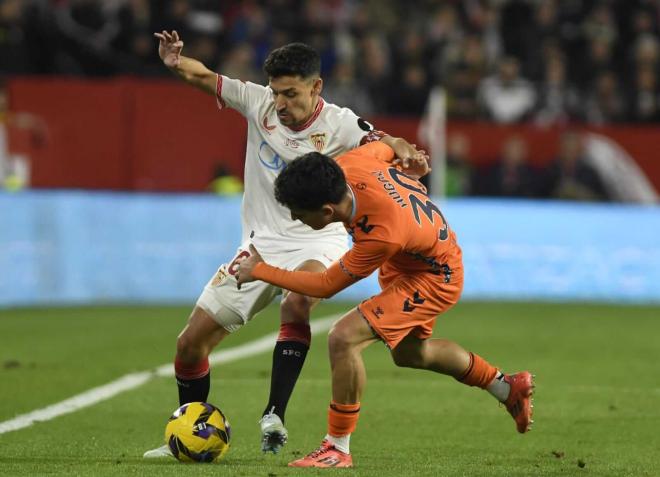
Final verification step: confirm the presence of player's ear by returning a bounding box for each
[312,77,323,96]
[321,203,334,220]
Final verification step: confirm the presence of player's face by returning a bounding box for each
[289,206,333,230]
[269,75,322,127]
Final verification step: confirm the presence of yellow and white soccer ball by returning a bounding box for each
[165,402,231,463]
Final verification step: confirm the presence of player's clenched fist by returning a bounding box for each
[236,245,264,289]
[154,30,184,68]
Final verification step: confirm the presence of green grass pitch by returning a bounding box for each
[0,301,658,476]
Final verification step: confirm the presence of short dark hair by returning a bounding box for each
[263,43,321,79]
[275,153,347,211]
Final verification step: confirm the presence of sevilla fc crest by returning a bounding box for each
[310,132,327,152]
[211,266,228,286]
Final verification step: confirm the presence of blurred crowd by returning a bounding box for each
[444,130,613,201]
[2,0,660,124]
[1,0,659,201]
[442,126,657,204]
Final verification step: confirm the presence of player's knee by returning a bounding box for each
[176,332,206,364]
[391,348,425,369]
[280,292,313,324]
[327,323,352,354]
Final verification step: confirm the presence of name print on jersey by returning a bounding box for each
[371,170,407,209]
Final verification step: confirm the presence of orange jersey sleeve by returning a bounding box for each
[251,261,354,298]
[251,241,400,298]
[341,141,395,165]
[339,240,400,279]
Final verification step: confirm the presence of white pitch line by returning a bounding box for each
[0,313,341,435]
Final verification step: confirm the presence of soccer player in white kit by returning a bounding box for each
[145,30,424,457]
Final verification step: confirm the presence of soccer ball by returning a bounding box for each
[165,402,231,463]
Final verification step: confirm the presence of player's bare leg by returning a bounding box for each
[144,306,230,459]
[175,306,230,404]
[390,334,471,376]
[260,259,325,454]
[326,309,378,404]
[391,334,534,433]
[289,308,376,467]
[290,312,534,466]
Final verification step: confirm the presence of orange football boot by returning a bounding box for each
[288,439,353,468]
[504,371,535,433]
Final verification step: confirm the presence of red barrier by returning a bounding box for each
[8,78,131,190]
[7,77,660,192]
[130,80,246,191]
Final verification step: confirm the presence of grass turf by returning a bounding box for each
[0,301,658,476]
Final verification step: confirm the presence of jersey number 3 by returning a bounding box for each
[387,168,449,241]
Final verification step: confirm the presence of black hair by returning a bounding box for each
[263,43,321,79]
[275,153,347,211]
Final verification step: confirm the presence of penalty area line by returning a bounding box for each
[0,313,341,435]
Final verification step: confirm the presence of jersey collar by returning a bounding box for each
[347,183,357,223]
[286,98,325,132]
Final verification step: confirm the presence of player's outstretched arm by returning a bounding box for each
[237,241,400,298]
[236,246,355,298]
[154,30,216,95]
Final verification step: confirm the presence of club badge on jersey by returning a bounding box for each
[310,132,327,152]
[211,266,229,287]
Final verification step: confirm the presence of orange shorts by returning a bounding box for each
[358,269,464,349]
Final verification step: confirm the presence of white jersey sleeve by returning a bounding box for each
[215,74,269,118]
[331,107,384,150]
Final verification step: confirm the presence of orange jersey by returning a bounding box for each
[337,141,462,288]
[252,142,463,299]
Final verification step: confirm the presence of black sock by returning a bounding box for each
[263,341,309,421]
[176,372,210,406]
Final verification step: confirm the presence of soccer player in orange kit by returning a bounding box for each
[236,141,534,468]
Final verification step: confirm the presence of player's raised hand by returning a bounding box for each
[383,136,430,169]
[236,245,264,290]
[403,150,432,179]
[154,30,184,68]
[390,142,431,179]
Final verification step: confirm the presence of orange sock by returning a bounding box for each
[457,352,498,389]
[327,401,360,437]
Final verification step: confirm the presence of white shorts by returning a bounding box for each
[196,239,347,332]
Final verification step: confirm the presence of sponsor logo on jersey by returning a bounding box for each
[262,114,276,132]
[285,138,300,148]
[258,141,287,171]
[310,132,327,152]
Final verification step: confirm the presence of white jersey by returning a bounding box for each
[216,74,379,253]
